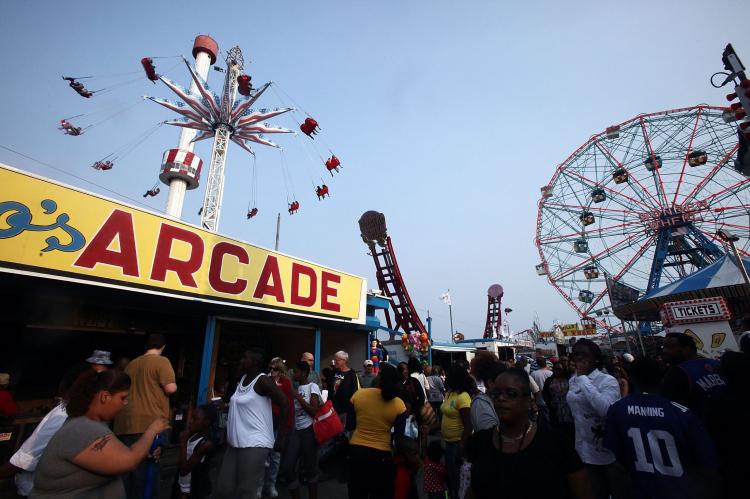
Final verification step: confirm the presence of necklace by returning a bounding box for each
[500,421,534,443]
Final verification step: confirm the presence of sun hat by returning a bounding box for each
[86,350,113,365]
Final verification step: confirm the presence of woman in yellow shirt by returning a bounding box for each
[440,363,476,499]
[348,362,408,499]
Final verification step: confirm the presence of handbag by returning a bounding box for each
[419,401,438,430]
[312,400,344,444]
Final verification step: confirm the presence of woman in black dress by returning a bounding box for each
[467,368,593,499]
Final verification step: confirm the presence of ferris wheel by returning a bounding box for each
[535,105,749,319]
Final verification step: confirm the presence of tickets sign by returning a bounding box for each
[660,297,730,326]
[0,165,366,322]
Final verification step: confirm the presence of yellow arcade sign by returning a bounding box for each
[0,165,365,322]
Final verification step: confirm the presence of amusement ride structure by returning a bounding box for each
[536,105,750,330]
[359,211,431,358]
[56,35,341,230]
[146,36,294,231]
[483,284,504,339]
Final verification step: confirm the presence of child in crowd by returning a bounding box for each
[173,404,216,499]
[394,438,422,499]
[423,440,448,499]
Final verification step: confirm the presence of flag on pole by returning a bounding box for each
[439,291,451,306]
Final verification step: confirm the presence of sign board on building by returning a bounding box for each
[665,321,739,359]
[0,165,366,323]
[659,297,731,326]
[606,276,640,308]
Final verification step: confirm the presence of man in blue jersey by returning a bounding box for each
[660,332,726,421]
[604,358,721,499]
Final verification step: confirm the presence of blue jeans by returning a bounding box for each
[262,450,281,491]
[119,432,165,499]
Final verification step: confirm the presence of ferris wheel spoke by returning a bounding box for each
[581,233,656,315]
[539,218,644,244]
[672,109,703,206]
[552,231,648,280]
[680,143,740,205]
[594,141,661,209]
[561,169,655,212]
[639,117,669,207]
[696,174,750,209]
[543,202,640,216]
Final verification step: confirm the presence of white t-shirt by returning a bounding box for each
[294,382,322,430]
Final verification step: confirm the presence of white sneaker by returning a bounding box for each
[268,486,279,498]
[256,487,263,498]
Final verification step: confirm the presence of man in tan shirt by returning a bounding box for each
[115,333,176,498]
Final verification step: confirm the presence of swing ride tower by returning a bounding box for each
[161,35,217,219]
[148,37,294,232]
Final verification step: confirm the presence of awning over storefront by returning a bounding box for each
[431,342,476,353]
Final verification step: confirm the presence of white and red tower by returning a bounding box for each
[161,35,218,218]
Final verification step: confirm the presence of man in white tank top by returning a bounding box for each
[215,349,290,499]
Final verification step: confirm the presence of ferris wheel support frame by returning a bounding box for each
[536,104,747,335]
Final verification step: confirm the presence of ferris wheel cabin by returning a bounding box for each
[612,168,628,184]
[591,188,606,203]
[580,211,595,226]
[688,150,708,167]
[583,265,599,279]
[574,238,589,253]
[644,155,662,172]
[578,290,594,303]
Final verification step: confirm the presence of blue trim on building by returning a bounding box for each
[197,316,217,405]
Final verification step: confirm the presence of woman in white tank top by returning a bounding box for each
[216,349,291,499]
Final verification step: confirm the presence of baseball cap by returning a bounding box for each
[364,360,373,366]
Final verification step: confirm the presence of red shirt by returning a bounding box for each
[271,376,294,431]
[0,389,18,418]
[423,458,447,493]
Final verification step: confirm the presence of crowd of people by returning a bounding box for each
[0,330,748,499]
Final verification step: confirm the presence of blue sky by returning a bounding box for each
[1,0,749,341]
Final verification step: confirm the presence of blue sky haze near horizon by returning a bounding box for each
[1,0,749,341]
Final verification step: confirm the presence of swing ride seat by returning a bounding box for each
[93,161,113,171]
[315,185,329,199]
[325,156,340,175]
[300,118,319,137]
[247,208,258,219]
[143,187,160,198]
[141,58,159,82]
[237,74,252,96]
[288,201,300,214]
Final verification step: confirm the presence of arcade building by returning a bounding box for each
[0,163,384,454]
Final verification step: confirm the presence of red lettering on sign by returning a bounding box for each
[253,255,285,302]
[208,242,249,295]
[321,271,341,312]
[150,224,204,287]
[73,210,139,276]
[290,263,317,307]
